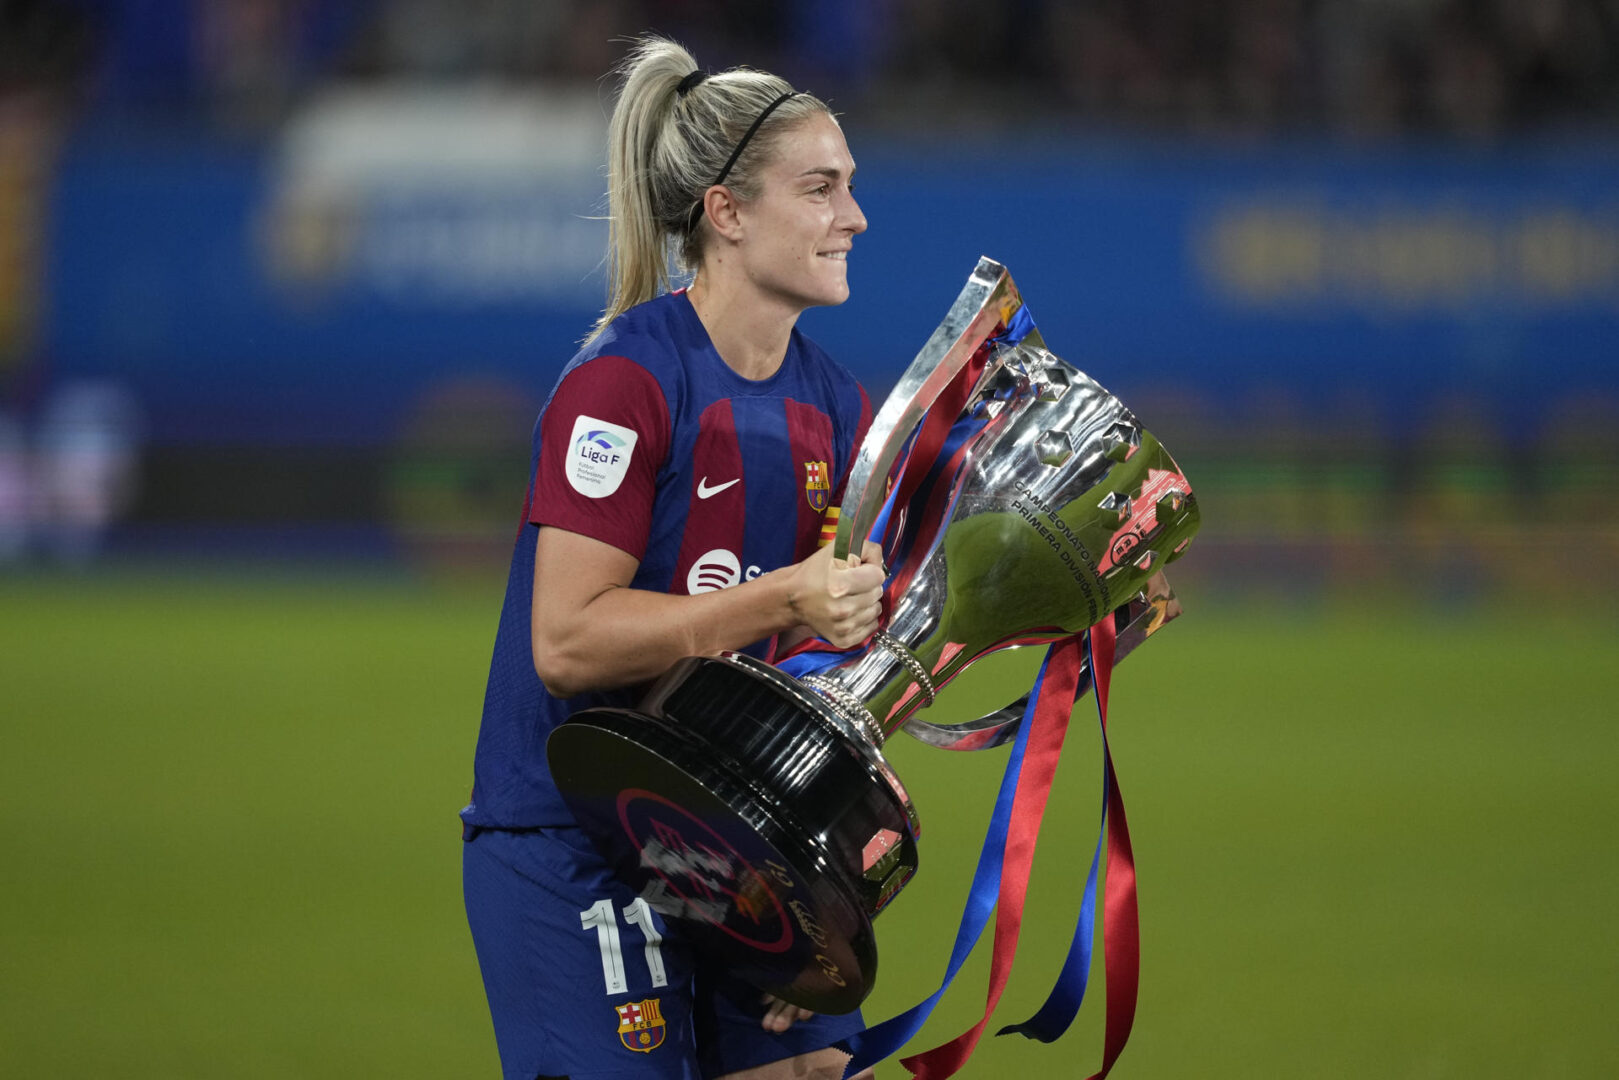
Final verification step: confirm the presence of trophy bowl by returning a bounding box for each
[547,651,916,1014]
[548,257,1200,1012]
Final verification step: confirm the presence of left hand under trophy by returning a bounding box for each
[547,257,1200,1013]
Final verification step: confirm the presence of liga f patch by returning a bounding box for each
[567,415,638,499]
[804,459,831,512]
[614,997,667,1053]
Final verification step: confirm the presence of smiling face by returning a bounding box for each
[729,112,867,312]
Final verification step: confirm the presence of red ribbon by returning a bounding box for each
[899,632,1085,1079]
[899,614,1139,1080]
[880,342,993,602]
[1088,612,1138,1080]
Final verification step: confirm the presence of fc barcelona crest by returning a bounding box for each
[804,460,831,512]
[615,998,667,1053]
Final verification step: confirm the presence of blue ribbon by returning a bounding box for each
[777,644,860,681]
[865,424,917,553]
[836,646,1057,1077]
[882,413,985,571]
[997,631,1109,1041]
[816,298,1101,1073]
[1002,302,1037,346]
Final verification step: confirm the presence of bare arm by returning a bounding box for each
[531,527,884,697]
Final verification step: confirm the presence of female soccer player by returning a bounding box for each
[461,35,884,1080]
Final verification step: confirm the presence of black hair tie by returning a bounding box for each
[676,70,708,97]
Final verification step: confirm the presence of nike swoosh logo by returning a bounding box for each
[696,476,740,499]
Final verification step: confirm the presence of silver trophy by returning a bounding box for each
[548,257,1200,1012]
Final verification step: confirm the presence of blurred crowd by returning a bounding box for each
[3,1,1616,580]
[0,382,141,565]
[4,0,1617,137]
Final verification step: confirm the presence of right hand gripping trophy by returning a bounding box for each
[548,258,1200,1013]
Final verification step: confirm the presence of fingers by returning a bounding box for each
[823,561,883,648]
[825,556,883,605]
[823,596,883,649]
[833,560,885,595]
[788,541,886,647]
[760,993,816,1032]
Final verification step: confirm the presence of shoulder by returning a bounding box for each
[790,328,867,418]
[534,296,713,462]
[564,296,688,383]
[545,294,697,417]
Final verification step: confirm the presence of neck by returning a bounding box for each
[686,266,800,381]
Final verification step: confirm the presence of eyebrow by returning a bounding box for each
[797,166,856,182]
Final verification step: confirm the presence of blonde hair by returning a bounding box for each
[590,36,830,341]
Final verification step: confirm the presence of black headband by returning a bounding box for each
[686,90,800,232]
[714,91,797,188]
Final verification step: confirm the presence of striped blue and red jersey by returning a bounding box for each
[461,290,872,829]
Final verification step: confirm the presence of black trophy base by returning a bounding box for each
[546,653,918,1014]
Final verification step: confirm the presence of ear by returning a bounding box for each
[703,184,746,243]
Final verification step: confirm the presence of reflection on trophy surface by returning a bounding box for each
[547,257,1200,1013]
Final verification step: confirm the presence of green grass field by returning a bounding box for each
[3,571,1616,1077]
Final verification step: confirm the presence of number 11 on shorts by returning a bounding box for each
[580,898,668,994]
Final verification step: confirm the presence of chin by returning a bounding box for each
[775,270,850,310]
[813,274,851,308]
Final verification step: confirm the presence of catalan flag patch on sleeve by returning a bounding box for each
[818,504,840,549]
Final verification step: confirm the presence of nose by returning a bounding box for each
[838,186,867,236]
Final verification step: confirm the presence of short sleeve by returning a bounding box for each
[529,355,671,561]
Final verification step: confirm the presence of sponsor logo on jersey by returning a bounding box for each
[686,549,763,594]
[804,460,831,512]
[696,475,740,499]
[614,997,666,1053]
[566,415,638,499]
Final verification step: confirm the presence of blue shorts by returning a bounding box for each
[463,826,865,1080]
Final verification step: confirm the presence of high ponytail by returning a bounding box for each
[589,35,830,342]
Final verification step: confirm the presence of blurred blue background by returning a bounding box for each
[3,3,1618,1078]
[3,0,1616,590]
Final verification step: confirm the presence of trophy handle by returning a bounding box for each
[833,256,1025,562]
[901,579,1182,751]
